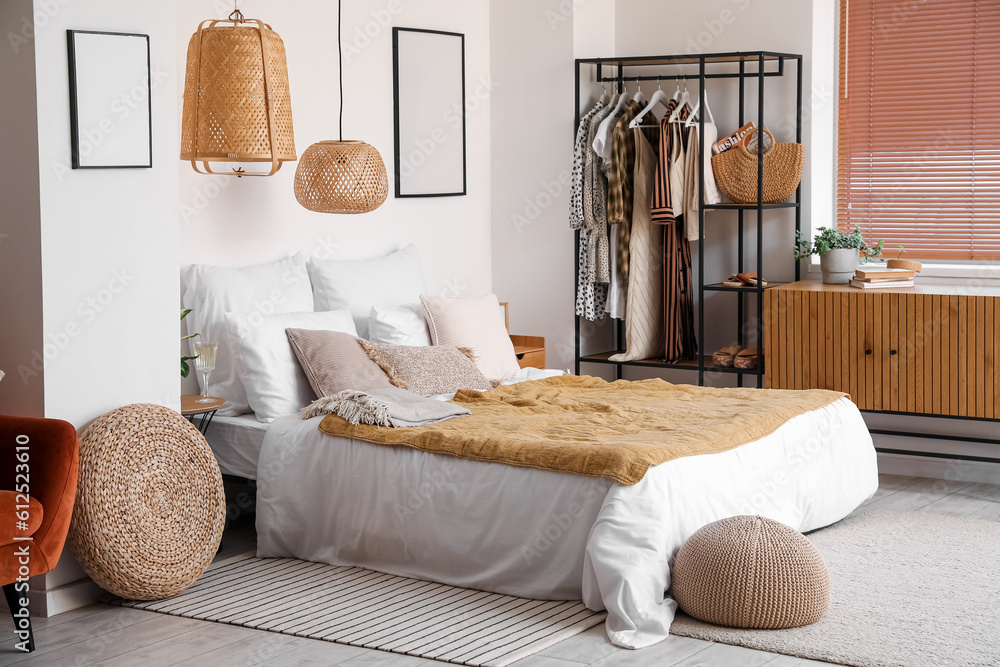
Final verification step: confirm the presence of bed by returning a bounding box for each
[204,414,267,481]
[183,249,879,650]
[252,368,876,649]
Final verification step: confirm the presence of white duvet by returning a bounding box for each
[256,370,877,649]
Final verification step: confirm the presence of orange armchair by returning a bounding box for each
[0,415,79,653]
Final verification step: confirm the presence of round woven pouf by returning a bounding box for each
[671,515,829,629]
[69,403,225,600]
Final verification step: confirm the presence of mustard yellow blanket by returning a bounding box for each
[318,375,847,486]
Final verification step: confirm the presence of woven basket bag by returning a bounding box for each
[711,128,804,204]
[68,404,226,600]
[671,515,829,629]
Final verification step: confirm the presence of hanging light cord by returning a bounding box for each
[338,0,343,142]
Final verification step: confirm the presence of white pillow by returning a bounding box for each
[181,254,313,416]
[224,309,357,423]
[307,245,426,339]
[368,304,431,346]
[420,293,521,381]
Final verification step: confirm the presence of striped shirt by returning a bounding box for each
[650,99,682,225]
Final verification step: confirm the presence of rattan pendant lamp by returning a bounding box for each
[293,0,388,214]
[180,5,295,177]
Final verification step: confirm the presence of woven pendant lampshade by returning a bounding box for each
[181,9,295,177]
[293,0,388,214]
[294,140,388,213]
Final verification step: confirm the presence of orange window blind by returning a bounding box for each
[838,0,1000,261]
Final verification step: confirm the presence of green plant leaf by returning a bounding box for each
[794,225,887,261]
[181,309,200,377]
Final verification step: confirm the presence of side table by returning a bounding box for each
[510,335,546,369]
[180,395,226,434]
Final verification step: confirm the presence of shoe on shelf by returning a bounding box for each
[736,272,767,287]
[713,345,741,367]
[734,347,759,369]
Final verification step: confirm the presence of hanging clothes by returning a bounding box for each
[669,114,687,218]
[569,100,604,230]
[650,99,679,224]
[584,103,614,286]
[609,128,663,362]
[701,118,722,208]
[606,100,643,280]
[682,102,723,240]
[592,98,625,174]
[682,129,720,239]
[650,102,697,363]
[604,100,642,319]
[605,229,627,319]
[572,100,608,322]
[575,225,610,321]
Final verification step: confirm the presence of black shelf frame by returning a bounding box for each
[573,51,803,388]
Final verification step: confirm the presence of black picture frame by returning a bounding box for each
[392,27,467,198]
[67,30,152,169]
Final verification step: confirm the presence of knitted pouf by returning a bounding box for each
[69,403,225,600]
[671,515,830,629]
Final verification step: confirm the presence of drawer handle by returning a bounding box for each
[890,349,898,356]
[865,349,872,355]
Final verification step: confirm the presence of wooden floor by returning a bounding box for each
[4,473,1000,666]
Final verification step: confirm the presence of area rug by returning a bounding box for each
[670,509,1000,667]
[106,554,606,667]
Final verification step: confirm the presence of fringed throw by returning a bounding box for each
[300,390,392,426]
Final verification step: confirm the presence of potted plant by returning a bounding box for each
[181,308,200,378]
[794,226,885,284]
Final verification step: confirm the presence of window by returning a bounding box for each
[838,0,1000,261]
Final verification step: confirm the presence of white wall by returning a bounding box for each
[176,0,493,304]
[489,0,577,370]
[0,0,182,616]
[34,0,181,425]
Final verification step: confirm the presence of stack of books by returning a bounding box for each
[850,268,916,289]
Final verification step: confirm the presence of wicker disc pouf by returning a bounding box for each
[671,515,829,629]
[69,403,225,600]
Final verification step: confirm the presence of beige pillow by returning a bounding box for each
[358,340,494,396]
[419,294,521,380]
[285,328,392,398]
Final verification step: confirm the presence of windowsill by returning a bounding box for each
[806,261,1000,285]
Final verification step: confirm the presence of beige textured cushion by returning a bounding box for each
[285,328,392,398]
[419,294,521,381]
[671,515,830,630]
[358,340,494,396]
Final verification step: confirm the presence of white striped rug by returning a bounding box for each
[106,553,607,666]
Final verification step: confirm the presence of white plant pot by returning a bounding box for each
[820,248,859,284]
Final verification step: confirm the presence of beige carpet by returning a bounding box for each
[670,509,1000,667]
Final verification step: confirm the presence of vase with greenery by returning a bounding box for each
[794,226,885,284]
[181,308,200,378]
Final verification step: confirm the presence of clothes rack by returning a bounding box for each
[573,51,803,388]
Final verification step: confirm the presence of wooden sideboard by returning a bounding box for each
[763,281,1000,419]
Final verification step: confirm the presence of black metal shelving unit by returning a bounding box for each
[573,51,803,388]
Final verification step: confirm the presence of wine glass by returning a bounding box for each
[193,341,219,404]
